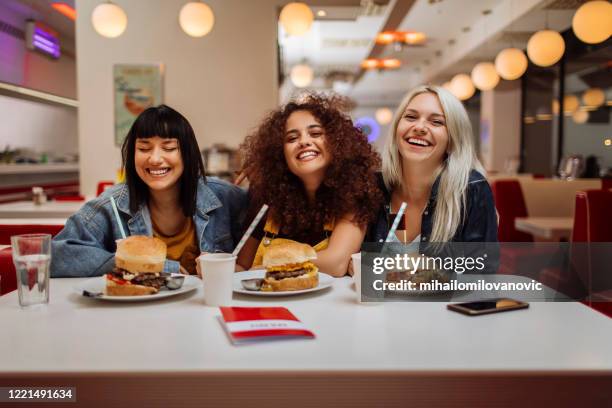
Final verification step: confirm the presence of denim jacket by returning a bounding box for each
[365,170,499,273]
[366,170,498,244]
[51,177,247,277]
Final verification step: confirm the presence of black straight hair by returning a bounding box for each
[121,104,205,217]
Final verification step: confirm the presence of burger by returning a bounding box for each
[261,241,318,291]
[105,235,167,296]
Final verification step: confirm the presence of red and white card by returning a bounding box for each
[219,307,315,344]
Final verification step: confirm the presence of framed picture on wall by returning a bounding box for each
[113,64,164,146]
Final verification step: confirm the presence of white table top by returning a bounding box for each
[0,200,84,219]
[515,217,574,240]
[0,217,67,225]
[1,275,610,374]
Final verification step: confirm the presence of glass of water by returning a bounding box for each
[11,234,51,307]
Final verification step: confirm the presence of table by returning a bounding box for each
[0,218,67,225]
[1,276,610,407]
[515,217,574,240]
[0,200,84,219]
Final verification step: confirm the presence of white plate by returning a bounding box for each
[233,269,333,296]
[76,275,200,302]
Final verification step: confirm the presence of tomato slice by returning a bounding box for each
[106,274,129,285]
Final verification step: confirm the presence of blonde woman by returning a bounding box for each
[366,85,498,250]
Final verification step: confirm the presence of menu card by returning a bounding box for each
[219,307,315,344]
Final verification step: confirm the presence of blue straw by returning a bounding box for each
[109,196,127,239]
[385,202,407,242]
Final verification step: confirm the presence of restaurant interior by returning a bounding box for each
[0,0,611,406]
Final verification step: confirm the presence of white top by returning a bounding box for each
[1,275,611,374]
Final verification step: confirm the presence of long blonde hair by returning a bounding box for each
[381,85,484,242]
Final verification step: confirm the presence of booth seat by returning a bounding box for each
[492,178,601,277]
[492,178,602,242]
[539,189,612,318]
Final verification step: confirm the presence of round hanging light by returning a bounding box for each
[179,2,214,37]
[375,108,393,125]
[91,2,128,38]
[290,64,313,88]
[552,99,560,115]
[279,2,314,36]
[471,62,500,91]
[450,74,475,101]
[527,30,565,67]
[572,1,612,44]
[582,88,605,107]
[563,94,579,113]
[494,48,528,80]
[572,110,589,124]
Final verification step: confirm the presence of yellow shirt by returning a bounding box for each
[153,218,199,275]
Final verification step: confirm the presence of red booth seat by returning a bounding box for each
[539,189,612,318]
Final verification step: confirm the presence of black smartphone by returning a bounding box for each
[447,298,529,316]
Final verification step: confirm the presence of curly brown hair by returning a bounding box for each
[240,94,383,237]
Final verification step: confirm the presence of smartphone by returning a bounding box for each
[447,298,529,316]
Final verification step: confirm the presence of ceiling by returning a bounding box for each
[279,0,587,107]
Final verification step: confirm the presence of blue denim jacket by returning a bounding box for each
[366,170,498,244]
[51,177,247,277]
[364,170,499,273]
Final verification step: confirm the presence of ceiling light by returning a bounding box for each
[403,32,426,45]
[316,10,327,17]
[582,88,605,107]
[572,1,612,44]
[51,2,76,21]
[471,62,499,91]
[290,64,313,88]
[564,94,579,113]
[536,107,552,121]
[450,74,475,101]
[572,110,589,124]
[552,99,560,115]
[279,2,313,36]
[179,2,215,37]
[360,58,401,70]
[91,2,127,38]
[376,32,396,44]
[375,31,426,46]
[527,30,565,67]
[523,116,536,125]
[375,108,393,125]
[495,48,528,80]
[605,139,611,147]
[380,59,401,69]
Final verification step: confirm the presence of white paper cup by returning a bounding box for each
[198,253,236,306]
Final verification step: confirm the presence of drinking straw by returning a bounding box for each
[232,204,269,257]
[109,196,127,239]
[385,202,407,242]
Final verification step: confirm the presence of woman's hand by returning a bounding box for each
[196,252,209,278]
[347,259,354,277]
[179,266,189,275]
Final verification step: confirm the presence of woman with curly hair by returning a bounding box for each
[236,95,382,277]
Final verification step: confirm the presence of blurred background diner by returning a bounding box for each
[1,0,611,300]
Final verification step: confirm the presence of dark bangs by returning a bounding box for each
[121,104,205,217]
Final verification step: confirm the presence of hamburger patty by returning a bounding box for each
[111,268,167,289]
[266,268,307,280]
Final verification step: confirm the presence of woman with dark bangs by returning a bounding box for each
[51,105,247,277]
[236,95,382,277]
